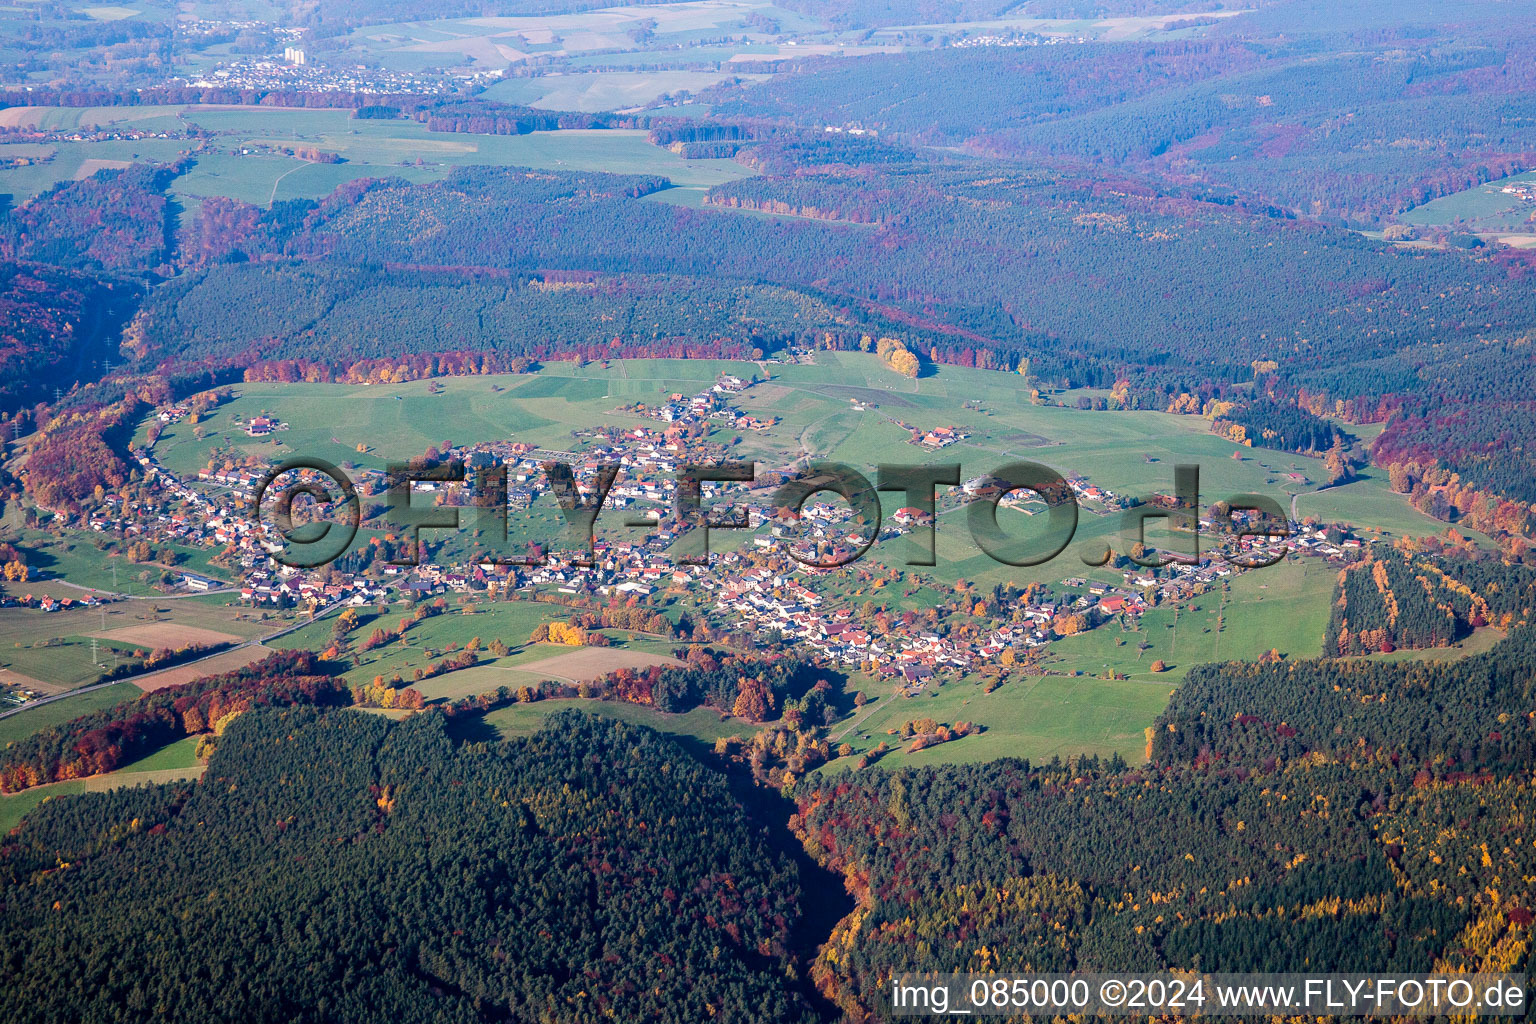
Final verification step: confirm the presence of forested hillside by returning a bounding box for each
[137,263,896,372]
[1159,625,1536,768]
[0,709,822,1024]
[145,164,1535,397]
[1325,547,1536,655]
[0,261,135,419]
[709,8,1536,223]
[0,164,176,273]
[791,620,1536,1017]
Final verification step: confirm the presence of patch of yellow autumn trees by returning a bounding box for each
[531,621,601,646]
[873,336,921,378]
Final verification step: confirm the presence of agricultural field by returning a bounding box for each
[0,136,192,200]
[266,597,678,696]
[130,645,276,692]
[858,9,1244,44]
[0,104,190,131]
[410,644,683,702]
[344,2,827,73]
[0,587,268,692]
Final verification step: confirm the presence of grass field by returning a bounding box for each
[0,136,190,199]
[1344,626,1505,664]
[1398,170,1536,234]
[115,734,201,773]
[1294,466,1488,545]
[0,682,140,748]
[2,107,753,207]
[168,117,750,206]
[268,597,675,695]
[1046,556,1332,680]
[832,674,1173,768]
[144,369,650,476]
[483,70,767,112]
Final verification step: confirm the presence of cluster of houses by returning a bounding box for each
[239,567,388,608]
[949,30,1072,49]
[180,54,486,95]
[911,425,967,450]
[1500,181,1536,203]
[5,591,109,614]
[633,374,777,431]
[244,415,284,438]
[56,393,1371,692]
[714,567,1067,681]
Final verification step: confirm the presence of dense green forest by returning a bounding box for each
[0,709,822,1024]
[1323,546,1536,654]
[1159,624,1536,768]
[138,263,894,371]
[143,163,1536,398]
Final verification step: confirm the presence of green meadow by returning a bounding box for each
[826,673,1173,769]
[1046,556,1332,680]
[1,106,753,209]
[0,682,141,748]
[1397,170,1536,234]
[115,734,202,772]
